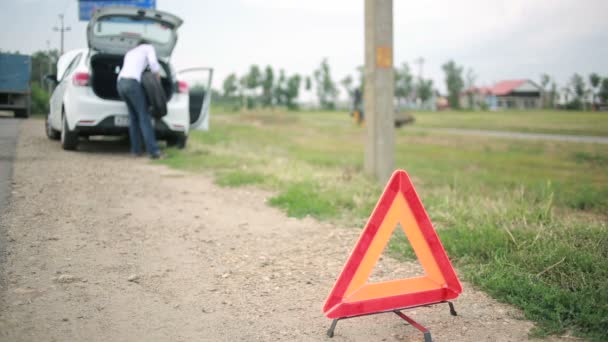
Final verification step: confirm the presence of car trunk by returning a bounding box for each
[89,53,173,101]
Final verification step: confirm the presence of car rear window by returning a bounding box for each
[93,16,173,44]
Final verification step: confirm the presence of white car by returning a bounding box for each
[46,6,212,150]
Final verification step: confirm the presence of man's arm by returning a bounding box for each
[145,45,161,80]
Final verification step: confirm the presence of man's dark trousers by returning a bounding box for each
[117,77,160,157]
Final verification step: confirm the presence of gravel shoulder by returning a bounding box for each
[0,119,560,341]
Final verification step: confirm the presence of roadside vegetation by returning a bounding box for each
[159,110,607,340]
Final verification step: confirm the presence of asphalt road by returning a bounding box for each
[0,117,19,293]
[0,118,19,213]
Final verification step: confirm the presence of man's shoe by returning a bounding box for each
[151,152,167,160]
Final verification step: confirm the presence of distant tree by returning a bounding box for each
[561,86,572,106]
[416,78,434,104]
[285,74,302,110]
[465,68,477,109]
[599,78,608,104]
[31,50,59,87]
[589,73,601,108]
[304,76,312,91]
[394,63,413,108]
[261,65,274,107]
[570,73,587,110]
[356,65,365,91]
[340,75,354,100]
[313,58,338,110]
[245,65,262,108]
[246,65,262,90]
[442,60,464,109]
[222,73,238,98]
[238,75,246,109]
[550,82,558,109]
[540,74,551,108]
[274,69,287,106]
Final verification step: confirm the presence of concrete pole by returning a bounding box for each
[364,0,395,183]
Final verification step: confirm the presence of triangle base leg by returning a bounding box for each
[327,319,339,338]
[448,301,457,316]
[325,301,456,340]
[394,310,433,342]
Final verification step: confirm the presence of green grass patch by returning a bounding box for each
[413,110,608,137]
[442,221,608,340]
[160,110,608,339]
[215,171,266,187]
[572,151,608,166]
[389,188,608,340]
[268,182,338,219]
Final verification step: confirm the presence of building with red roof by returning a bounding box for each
[461,79,542,110]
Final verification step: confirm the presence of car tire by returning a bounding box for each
[166,133,187,149]
[61,113,78,151]
[46,114,60,140]
[141,71,167,119]
[14,109,29,118]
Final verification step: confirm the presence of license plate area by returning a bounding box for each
[114,116,129,127]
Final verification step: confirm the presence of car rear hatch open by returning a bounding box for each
[87,6,183,58]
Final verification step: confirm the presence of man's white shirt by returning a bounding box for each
[117,44,161,82]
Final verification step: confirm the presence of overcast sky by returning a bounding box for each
[1,0,607,96]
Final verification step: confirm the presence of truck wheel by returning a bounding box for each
[166,133,187,149]
[14,109,28,118]
[61,114,78,150]
[46,114,60,140]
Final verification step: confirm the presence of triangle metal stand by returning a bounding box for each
[327,301,457,342]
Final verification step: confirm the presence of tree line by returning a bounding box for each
[216,58,437,111]
[218,59,341,111]
[440,60,608,111]
[221,57,608,112]
[5,48,608,113]
[553,73,608,110]
[219,65,306,111]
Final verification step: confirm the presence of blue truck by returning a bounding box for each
[0,53,31,118]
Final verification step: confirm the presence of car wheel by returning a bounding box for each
[141,71,167,119]
[166,133,187,149]
[46,113,60,140]
[61,113,79,151]
[14,109,29,118]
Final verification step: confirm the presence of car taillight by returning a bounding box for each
[178,80,189,93]
[72,72,90,87]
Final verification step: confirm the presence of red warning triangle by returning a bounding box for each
[323,170,462,319]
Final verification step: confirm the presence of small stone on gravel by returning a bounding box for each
[127,274,140,283]
[56,274,78,283]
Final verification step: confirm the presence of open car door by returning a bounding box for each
[178,67,213,131]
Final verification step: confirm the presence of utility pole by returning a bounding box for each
[413,57,424,107]
[364,0,394,183]
[53,14,71,56]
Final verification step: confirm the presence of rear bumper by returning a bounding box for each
[64,87,189,135]
[76,116,180,138]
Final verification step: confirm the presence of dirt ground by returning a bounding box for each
[0,120,561,341]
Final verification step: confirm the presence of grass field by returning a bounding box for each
[159,110,607,340]
[413,110,608,137]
